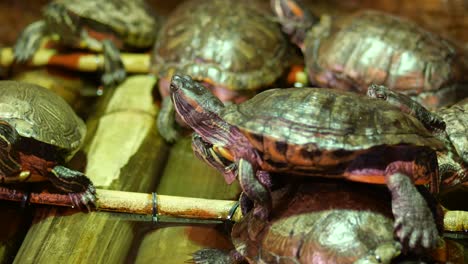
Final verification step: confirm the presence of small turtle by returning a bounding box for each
[368,84,467,191]
[191,180,453,264]
[13,0,160,87]
[152,0,293,142]
[271,0,468,109]
[171,74,445,250]
[0,81,95,207]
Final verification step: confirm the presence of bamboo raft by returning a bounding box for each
[0,1,466,263]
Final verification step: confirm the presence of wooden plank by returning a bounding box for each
[134,137,241,264]
[13,75,169,264]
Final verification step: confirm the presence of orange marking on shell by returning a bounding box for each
[83,26,123,49]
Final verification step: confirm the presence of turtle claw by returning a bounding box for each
[68,187,96,211]
[102,39,126,88]
[49,165,96,210]
[13,20,47,63]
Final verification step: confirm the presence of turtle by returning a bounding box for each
[191,179,459,264]
[170,74,446,251]
[151,0,293,142]
[13,0,160,87]
[367,84,467,191]
[0,81,95,208]
[270,0,468,109]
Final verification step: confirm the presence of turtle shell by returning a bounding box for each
[220,88,444,171]
[152,0,291,91]
[0,81,86,161]
[437,98,468,164]
[231,181,399,263]
[304,10,468,109]
[49,0,160,48]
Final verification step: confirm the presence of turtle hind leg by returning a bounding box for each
[101,39,126,87]
[13,20,48,63]
[386,172,439,251]
[157,96,182,143]
[191,249,244,264]
[49,165,96,209]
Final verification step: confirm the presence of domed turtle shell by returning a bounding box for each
[152,0,291,91]
[231,181,401,263]
[0,81,86,161]
[220,88,445,154]
[49,0,160,48]
[437,98,468,164]
[302,10,468,109]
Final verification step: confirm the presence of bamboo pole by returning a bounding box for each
[0,187,242,223]
[1,47,150,73]
[13,75,168,264]
[0,186,466,232]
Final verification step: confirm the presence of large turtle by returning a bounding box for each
[152,0,293,142]
[192,179,459,263]
[270,0,468,109]
[0,81,95,207]
[367,84,467,190]
[13,0,160,87]
[170,74,445,250]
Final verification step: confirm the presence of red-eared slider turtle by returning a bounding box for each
[170,74,445,250]
[192,180,454,263]
[0,81,95,207]
[368,84,467,191]
[152,0,293,142]
[13,0,160,87]
[271,0,468,109]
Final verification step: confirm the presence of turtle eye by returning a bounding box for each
[376,93,387,100]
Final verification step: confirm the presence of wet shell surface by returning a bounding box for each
[152,0,291,91]
[0,81,85,159]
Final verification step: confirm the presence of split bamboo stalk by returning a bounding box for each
[13,75,168,264]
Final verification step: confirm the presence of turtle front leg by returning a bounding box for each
[157,97,181,142]
[192,248,244,264]
[386,173,439,250]
[0,121,21,177]
[101,39,126,87]
[237,159,272,220]
[13,20,48,63]
[49,165,96,209]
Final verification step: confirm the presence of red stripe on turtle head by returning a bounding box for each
[170,74,231,146]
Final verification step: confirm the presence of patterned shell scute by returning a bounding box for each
[52,0,159,47]
[221,88,445,151]
[306,10,466,94]
[437,98,468,163]
[0,81,86,153]
[152,0,291,90]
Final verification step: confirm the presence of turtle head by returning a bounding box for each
[271,0,318,49]
[171,74,231,146]
[367,84,446,132]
